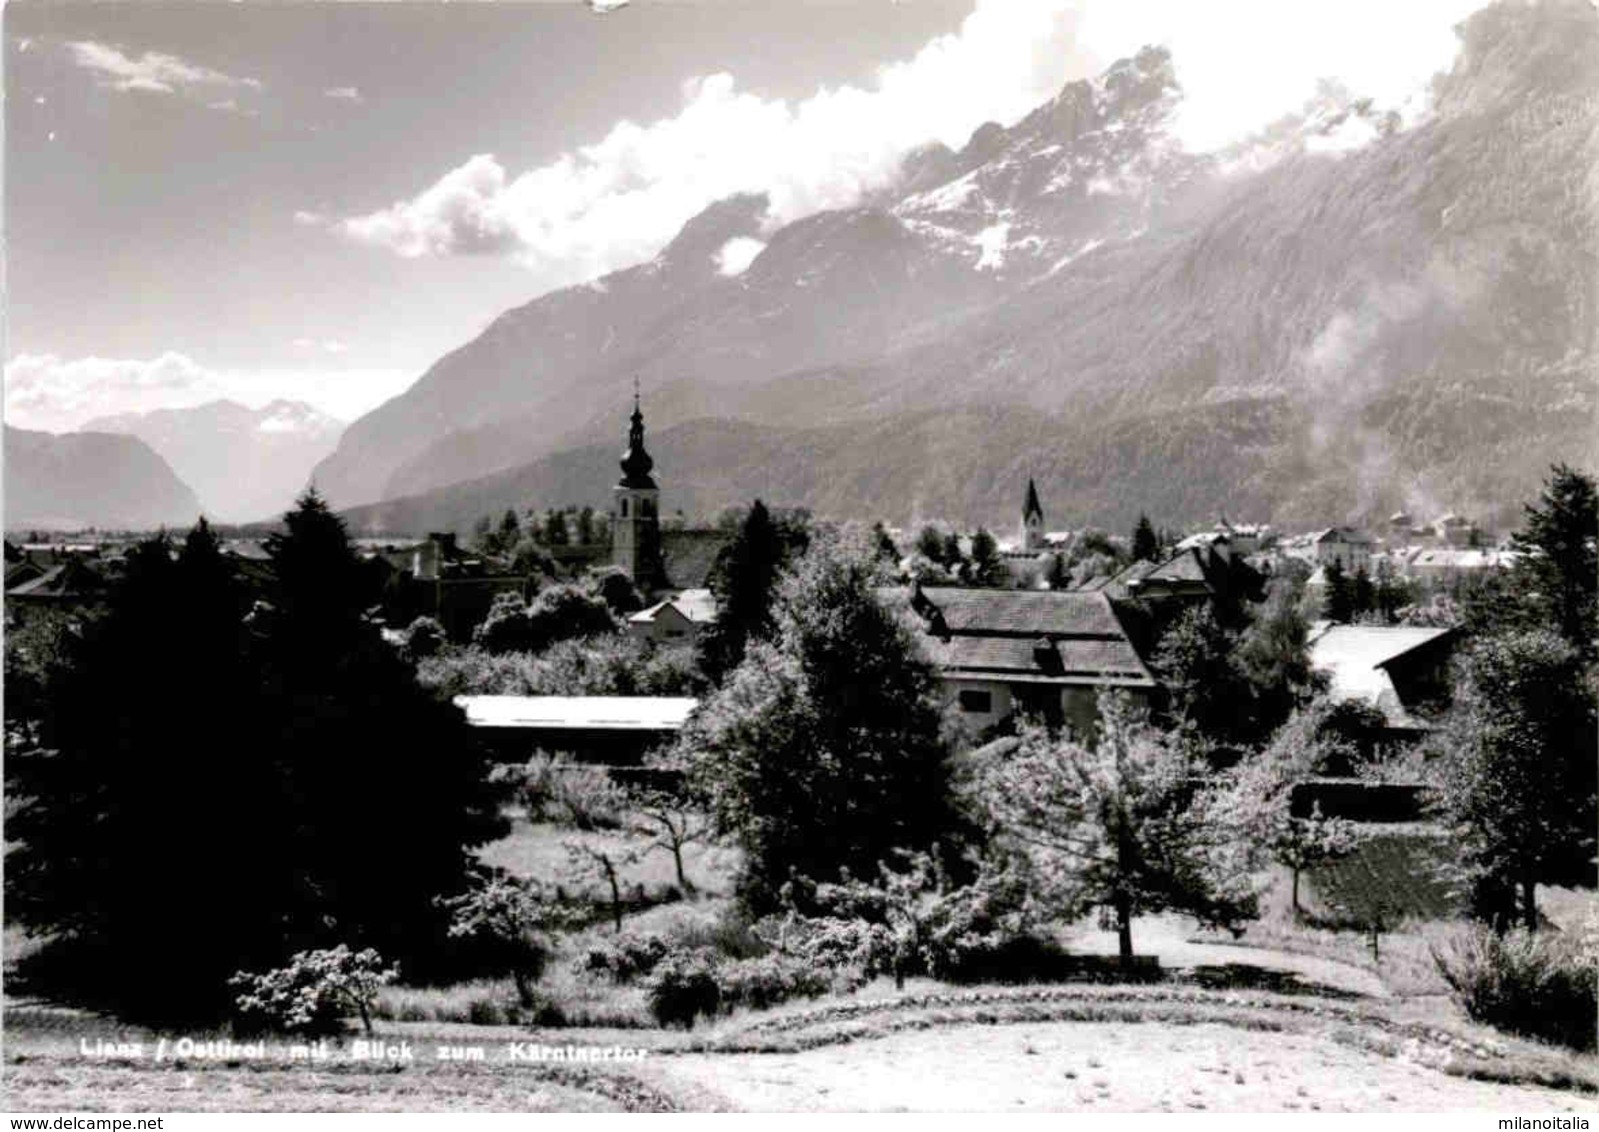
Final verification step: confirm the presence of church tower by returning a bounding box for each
[612,390,664,591]
[1021,477,1045,552]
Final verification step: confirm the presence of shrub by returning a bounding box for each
[770,915,894,979]
[644,948,721,1029]
[1432,926,1598,1051]
[716,954,833,1012]
[555,764,628,831]
[230,946,399,1036]
[578,932,671,984]
[918,863,1044,982]
[401,616,446,661]
[439,873,564,1008]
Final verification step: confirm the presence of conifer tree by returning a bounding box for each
[696,499,806,684]
[1131,514,1160,563]
[1321,559,1354,623]
[1510,464,1598,655]
[967,527,1006,587]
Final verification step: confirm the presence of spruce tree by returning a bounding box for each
[967,527,1006,587]
[257,490,507,981]
[941,531,965,574]
[497,508,521,551]
[1510,463,1598,655]
[7,524,283,1022]
[1351,566,1376,618]
[1321,559,1354,623]
[1131,514,1159,563]
[697,500,805,684]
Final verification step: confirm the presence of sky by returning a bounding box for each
[4,0,1490,434]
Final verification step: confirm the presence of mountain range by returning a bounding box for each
[83,400,343,524]
[317,0,1597,535]
[5,426,201,531]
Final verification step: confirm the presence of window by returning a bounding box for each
[620,499,629,518]
[958,689,993,714]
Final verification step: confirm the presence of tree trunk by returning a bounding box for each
[1522,875,1539,933]
[513,970,536,1009]
[607,865,623,933]
[1115,893,1134,968]
[1291,866,1301,916]
[673,842,692,895]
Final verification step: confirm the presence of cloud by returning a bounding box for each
[331,0,1485,295]
[5,352,221,432]
[4,352,410,432]
[714,237,766,277]
[64,40,262,108]
[1071,0,1485,153]
[292,338,349,354]
[324,86,362,102]
[333,0,1085,288]
[340,153,523,258]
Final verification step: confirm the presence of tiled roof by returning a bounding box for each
[1408,549,1513,570]
[921,634,1153,685]
[661,529,734,590]
[883,585,1155,686]
[670,587,718,623]
[1313,527,1373,545]
[5,560,106,599]
[912,586,1126,637]
[1141,548,1210,584]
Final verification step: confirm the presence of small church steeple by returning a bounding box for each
[1021,477,1045,552]
[612,383,664,591]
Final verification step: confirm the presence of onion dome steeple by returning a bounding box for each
[618,386,656,489]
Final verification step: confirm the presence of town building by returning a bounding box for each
[1309,527,1373,573]
[889,582,1156,734]
[1431,513,1476,547]
[1399,546,1518,584]
[627,588,718,644]
[368,531,527,641]
[1307,623,1457,737]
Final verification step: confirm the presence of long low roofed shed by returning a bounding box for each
[454,695,699,732]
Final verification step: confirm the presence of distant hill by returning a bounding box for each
[5,425,202,531]
[83,399,342,523]
[319,0,1599,532]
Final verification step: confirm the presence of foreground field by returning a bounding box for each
[8,977,1598,1113]
[658,1020,1596,1112]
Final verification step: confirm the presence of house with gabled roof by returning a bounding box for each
[1309,527,1373,573]
[885,583,1156,734]
[1307,623,1457,736]
[627,587,718,644]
